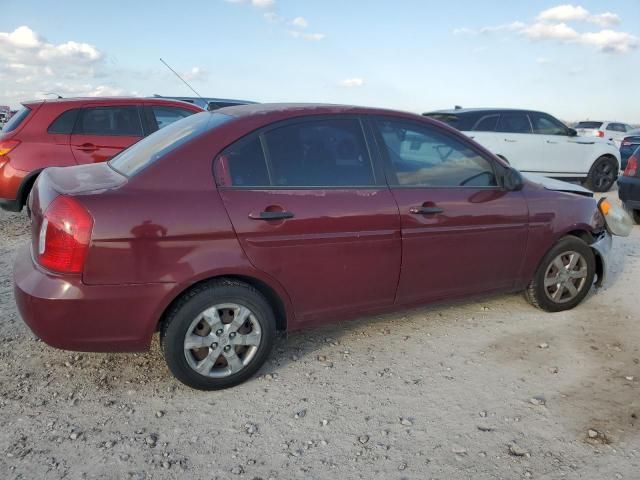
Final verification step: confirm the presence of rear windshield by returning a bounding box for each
[575,121,603,129]
[1,107,31,133]
[109,112,231,177]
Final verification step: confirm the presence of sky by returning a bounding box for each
[0,0,638,122]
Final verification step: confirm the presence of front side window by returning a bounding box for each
[530,113,567,135]
[375,119,497,187]
[152,106,196,130]
[78,106,142,136]
[217,118,375,187]
[496,114,532,134]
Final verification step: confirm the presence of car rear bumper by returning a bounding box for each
[13,245,173,352]
[591,231,612,288]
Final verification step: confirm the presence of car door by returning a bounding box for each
[70,104,143,164]
[370,116,529,304]
[529,112,588,175]
[214,116,402,325]
[493,112,541,172]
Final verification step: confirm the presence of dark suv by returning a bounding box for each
[0,97,202,211]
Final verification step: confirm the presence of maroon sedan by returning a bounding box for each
[14,104,625,390]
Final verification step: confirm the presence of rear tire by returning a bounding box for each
[585,156,618,192]
[525,236,596,312]
[160,279,276,390]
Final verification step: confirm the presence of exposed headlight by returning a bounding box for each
[598,198,633,237]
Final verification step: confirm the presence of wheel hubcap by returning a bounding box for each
[543,251,589,304]
[183,303,262,378]
[595,161,615,189]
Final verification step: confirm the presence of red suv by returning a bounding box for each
[0,97,202,211]
[14,104,629,390]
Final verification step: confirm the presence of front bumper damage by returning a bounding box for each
[590,231,612,288]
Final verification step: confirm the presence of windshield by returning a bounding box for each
[109,112,232,176]
[1,107,31,134]
[575,121,603,129]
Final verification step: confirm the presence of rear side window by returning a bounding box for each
[472,115,499,132]
[48,109,80,134]
[375,118,496,187]
[110,112,230,176]
[496,114,532,134]
[151,106,196,130]
[607,123,626,132]
[2,107,31,133]
[217,118,375,187]
[77,106,143,136]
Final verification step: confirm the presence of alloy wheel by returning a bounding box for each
[183,303,262,378]
[543,251,589,304]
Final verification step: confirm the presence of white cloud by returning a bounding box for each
[339,78,364,88]
[0,26,133,107]
[522,22,579,41]
[182,66,208,82]
[224,0,275,8]
[288,30,325,41]
[454,5,636,55]
[537,4,620,26]
[291,17,308,28]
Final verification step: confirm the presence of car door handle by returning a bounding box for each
[249,211,294,220]
[76,143,98,152]
[546,140,558,144]
[409,206,444,215]
[504,139,517,143]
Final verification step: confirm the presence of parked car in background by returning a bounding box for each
[574,121,635,148]
[618,145,640,224]
[0,97,203,212]
[620,133,640,171]
[424,108,620,192]
[151,95,256,111]
[14,104,630,390]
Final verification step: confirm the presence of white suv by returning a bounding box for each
[574,121,634,148]
[425,109,620,192]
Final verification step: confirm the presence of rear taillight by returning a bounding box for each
[624,156,638,177]
[37,196,93,274]
[596,131,604,138]
[622,139,631,147]
[0,139,20,156]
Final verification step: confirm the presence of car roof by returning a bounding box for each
[216,102,425,120]
[21,97,204,109]
[426,108,549,116]
[153,95,257,104]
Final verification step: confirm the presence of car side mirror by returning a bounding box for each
[503,167,524,191]
[567,128,577,137]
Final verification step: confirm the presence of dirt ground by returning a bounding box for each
[0,197,638,480]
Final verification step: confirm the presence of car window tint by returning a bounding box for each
[217,137,270,187]
[152,106,195,130]
[472,115,499,132]
[530,113,567,135]
[496,114,531,134]
[78,106,142,136]
[607,123,625,132]
[264,118,375,187]
[47,109,80,134]
[375,119,496,187]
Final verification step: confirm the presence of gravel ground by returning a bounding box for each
[0,200,638,480]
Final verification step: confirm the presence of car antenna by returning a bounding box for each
[44,92,63,99]
[159,58,205,102]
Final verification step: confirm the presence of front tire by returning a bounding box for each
[525,236,596,312]
[585,156,618,192]
[161,279,276,390]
